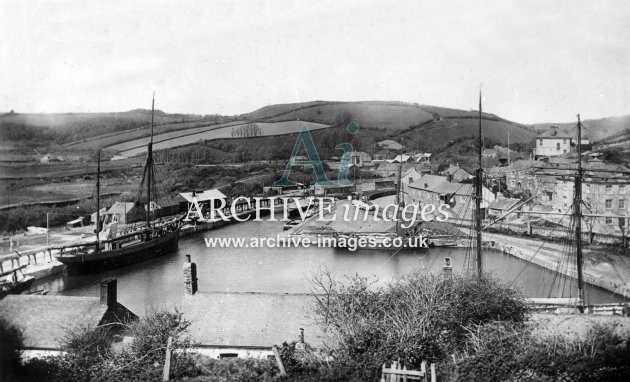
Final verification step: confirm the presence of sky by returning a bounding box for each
[0,0,628,124]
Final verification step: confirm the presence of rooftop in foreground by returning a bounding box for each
[181,291,324,348]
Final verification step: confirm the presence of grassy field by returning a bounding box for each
[104,120,250,152]
[114,121,330,157]
[262,101,435,130]
[400,117,536,150]
[240,100,526,131]
[63,119,239,150]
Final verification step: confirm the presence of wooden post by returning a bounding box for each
[421,361,428,382]
[272,345,287,376]
[162,336,173,382]
[430,363,436,382]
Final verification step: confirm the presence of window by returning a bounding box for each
[621,185,626,194]
[620,200,626,210]
[606,185,612,193]
[556,143,561,151]
[620,218,626,227]
[605,199,612,209]
[605,217,613,225]
[563,149,567,153]
[563,138,567,144]
[586,184,590,193]
[539,139,543,146]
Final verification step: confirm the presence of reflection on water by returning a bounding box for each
[31,220,626,316]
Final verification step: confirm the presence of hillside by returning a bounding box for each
[533,115,630,141]
[0,110,223,145]
[0,101,552,158]
[241,100,536,146]
[240,100,523,130]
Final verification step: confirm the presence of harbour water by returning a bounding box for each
[30,219,626,316]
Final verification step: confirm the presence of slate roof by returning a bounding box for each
[389,154,412,163]
[106,202,137,215]
[488,197,521,211]
[537,127,573,138]
[180,189,227,203]
[375,162,415,175]
[351,151,371,159]
[408,174,448,190]
[0,295,109,349]
[67,217,85,225]
[412,152,432,160]
[375,140,403,150]
[433,182,473,196]
[181,292,324,348]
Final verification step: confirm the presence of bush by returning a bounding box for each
[0,317,24,380]
[451,322,630,382]
[129,308,192,363]
[62,324,112,361]
[308,270,528,380]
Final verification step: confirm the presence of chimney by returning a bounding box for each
[183,254,198,295]
[442,257,453,279]
[100,279,117,308]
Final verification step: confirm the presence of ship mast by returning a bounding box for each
[395,152,404,235]
[475,91,483,278]
[146,94,155,239]
[574,114,585,312]
[95,149,101,252]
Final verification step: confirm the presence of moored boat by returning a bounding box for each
[54,95,180,275]
[0,265,35,298]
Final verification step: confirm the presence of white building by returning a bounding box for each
[533,126,573,158]
[350,151,372,167]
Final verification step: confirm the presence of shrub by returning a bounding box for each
[309,270,528,380]
[0,317,24,380]
[129,308,192,363]
[62,324,112,361]
[452,322,630,382]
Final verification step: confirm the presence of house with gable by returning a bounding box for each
[0,279,136,358]
[440,164,473,182]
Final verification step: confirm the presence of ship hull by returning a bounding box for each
[58,230,179,275]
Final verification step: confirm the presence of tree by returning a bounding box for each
[333,111,353,129]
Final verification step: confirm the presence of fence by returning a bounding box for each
[381,360,436,382]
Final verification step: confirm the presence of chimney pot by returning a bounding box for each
[442,257,453,279]
[183,255,198,295]
[100,279,117,308]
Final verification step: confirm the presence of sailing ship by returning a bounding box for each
[472,98,628,314]
[55,96,180,275]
